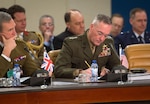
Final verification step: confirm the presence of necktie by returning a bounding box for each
[91,46,95,54]
[138,36,144,43]
[50,41,54,50]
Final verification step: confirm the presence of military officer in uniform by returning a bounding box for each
[7,4,44,66]
[54,14,121,79]
[0,12,39,77]
[115,8,150,52]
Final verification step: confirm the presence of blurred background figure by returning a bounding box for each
[116,8,150,51]
[110,13,124,54]
[0,7,7,12]
[7,4,44,66]
[110,13,124,38]
[39,15,55,52]
[53,9,85,50]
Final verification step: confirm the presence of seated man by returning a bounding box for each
[0,12,39,77]
[7,4,44,66]
[39,14,55,52]
[53,9,85,50]
[115,8,150,51]
[54,14,121,79]
[110,13,124,54]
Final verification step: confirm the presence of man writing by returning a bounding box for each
[54,14,121,78]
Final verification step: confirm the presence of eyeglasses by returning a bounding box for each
[41,23,54,27]
[94,27,107,38]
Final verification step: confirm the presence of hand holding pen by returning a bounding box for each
[84,60,110,77]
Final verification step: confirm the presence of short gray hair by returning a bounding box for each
[39,14,54,26]
[0,12,12,32]
[92,14,111,25]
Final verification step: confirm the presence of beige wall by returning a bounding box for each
[0,0,111,35]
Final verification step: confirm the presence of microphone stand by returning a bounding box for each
[118,69,124,85]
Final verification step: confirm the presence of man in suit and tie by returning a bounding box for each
[39,15,55,52]
[115,8,150,51]
[54,14,121,79]
[0,12,39,77]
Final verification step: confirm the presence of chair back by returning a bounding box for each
[125,44,150,71]
[48,50,60,65]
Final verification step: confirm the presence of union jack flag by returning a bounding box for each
[41,51,54,72]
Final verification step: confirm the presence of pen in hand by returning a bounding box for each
[84,60,91,68]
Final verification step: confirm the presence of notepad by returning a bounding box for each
[129,73,150,80]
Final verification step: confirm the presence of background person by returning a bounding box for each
[39,15,55,52]
[116,8,150,51]
[53,9,85,50]
[0,7,8,12]
[7,4,44,66]
[110,13,124,54]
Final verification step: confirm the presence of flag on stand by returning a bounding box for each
[41,51,54,76]
[119,44,129,68]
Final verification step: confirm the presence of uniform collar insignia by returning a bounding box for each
[28,40,37,44]
[98,44,111,57]
[23,31,29,36]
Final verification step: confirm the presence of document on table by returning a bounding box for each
[52,81,78,85]
[20,77,30,83]
[129,73,150,80]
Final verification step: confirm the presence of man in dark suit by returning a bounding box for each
[39,14,55,52]
[54,14,121,79]
[53,9,85,50]
[115,8,150,51]
[0,12,39,77]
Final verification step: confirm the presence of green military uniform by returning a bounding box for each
[0,40,39,78]
[18,31,44,66]
[54,30,120,78]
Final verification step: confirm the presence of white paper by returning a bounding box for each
[129,73,150,80]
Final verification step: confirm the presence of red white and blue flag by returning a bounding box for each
[119,44,128,68]
[41,51,54,72]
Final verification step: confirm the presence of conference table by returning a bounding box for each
[0,78,150,104]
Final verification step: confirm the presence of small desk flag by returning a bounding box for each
[119,44,128,68]
[41,51,54,76]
